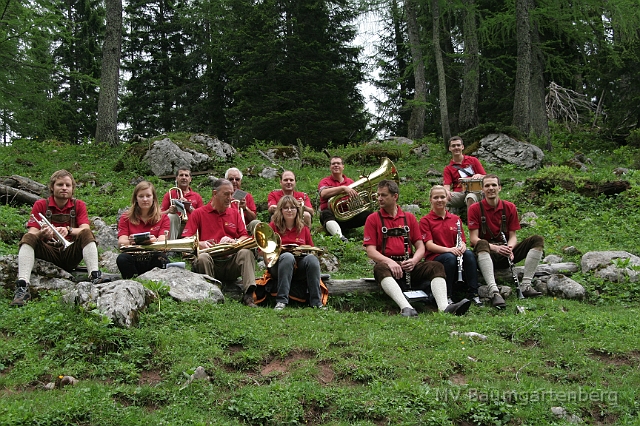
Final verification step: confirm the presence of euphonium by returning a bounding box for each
[197,222,282,267]
[120,235,199,256]
[169,186,189,221]
[328,157,399,221]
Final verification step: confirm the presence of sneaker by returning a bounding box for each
[472,296,483,307]
[11,281,31,307]
[444,298,471,316]
[400,307,418,317]
[312,304,327,311]
[90,271,111,285]
[274,302,286,311]
[243,294,258,308]
[447,297,454,305]
[491,292,506,309]
[521,286,542,298]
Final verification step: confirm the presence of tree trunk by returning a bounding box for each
[404,0,426,140]
[95,0,122,146]
[528,0,550,149]
[512,0,531,135]
[432,0,450,144]
[458,0,479,131]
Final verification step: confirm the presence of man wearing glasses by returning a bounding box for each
[225,167,258,233]
[317,156,371,242]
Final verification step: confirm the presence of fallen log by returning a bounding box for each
[525,177,630,197]
[3,175,48,196]
[0,184,42,206]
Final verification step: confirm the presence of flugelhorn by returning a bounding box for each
[31,213,73,250]
[328,157,399,221]
[169,187,189,221]
[197,222,282,268]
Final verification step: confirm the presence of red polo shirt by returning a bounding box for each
[419,211,467,260]
[268,190,313,210]
[182,203,248,242]
[269,222,314,246]
[117,214,170,238]
[160,187,204,217]
[27,197,90,241]
[363,207,421,257]
[467,199,520,240]
[318,174,354,210]
[443,155,486,192]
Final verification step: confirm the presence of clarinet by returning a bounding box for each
[456,220,464,284]
[403,229,411,289]
[500,231,524,299]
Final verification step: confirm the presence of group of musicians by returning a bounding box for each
[11,136,544,316]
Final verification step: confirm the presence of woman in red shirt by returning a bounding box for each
[269,195,324,310]
[117,181,170,279]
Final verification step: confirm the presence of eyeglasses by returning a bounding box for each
[228,177,241,181]
[282,207,297,211]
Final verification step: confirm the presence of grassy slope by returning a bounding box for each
[1,133,639,425]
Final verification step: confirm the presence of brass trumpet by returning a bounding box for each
[328,157,399,221]
[31,213,73,250]
[197,222,282,268]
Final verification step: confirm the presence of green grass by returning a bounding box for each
[1,130,640,424]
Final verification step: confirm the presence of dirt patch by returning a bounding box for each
[226,344,245,354]
[449,373,467,385]
[138,369,162,386]
[261,350,315,377]
[316,361,335,385]
[589,349,640,367]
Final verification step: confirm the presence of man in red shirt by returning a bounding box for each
[318,156,370,242]
[182,178,258,307]
[267,171,314,227]
[225,167,259,234]
[468,174,543,308]
[160,168,204,239]
[12,170,110,307]
[443,136,486,214]
[363,180,471,317]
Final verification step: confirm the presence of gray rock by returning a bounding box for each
[519,212,538,227]
[544,254,563,264]
[319,253,339,273]
[0,255,74,290]
[259,167,279,179]
[477,285,512,299]
[143,138,210,176]
[138,267,225,303]
[551,407,583,424]
[99,250,120,275]
[401,204,421,214]
[92,217,118,251]
[189,134,236,160]
[410,144,429,158]
[546,275,585,300]
[580,251,640,273]
[563,246,580,255]
[474,133,544,170]
[383,136,414,145]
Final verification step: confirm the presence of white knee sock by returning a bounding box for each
[18,244,35,283]
[521,249,542,287]
[324,220,343,237]
[477,252,499,294]
[380,277,412,310]
[83,242,100,273]
[431,277,449,311]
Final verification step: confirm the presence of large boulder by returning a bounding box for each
[63,280,153,328]
[545,275,585,300]
[92,217,118,251]
[138,267,225,303]
[474,133,544,170]
[0,255,75,291]
[189,134,236,161]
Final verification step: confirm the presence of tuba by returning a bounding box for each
[197,222,282,267]
[169,187,189,221]
[328,157,399,221]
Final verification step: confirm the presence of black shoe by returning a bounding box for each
[400,307,418,317]
[521,286,542,298]
[90,271,111,285]
[444,298,471,316]
[491,292,506,309]
[243,293,258,308]
[11,281,31,307]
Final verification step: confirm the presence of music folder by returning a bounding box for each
[132,232,151,245]
[233,189,247,201]
[403,290,429,302]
